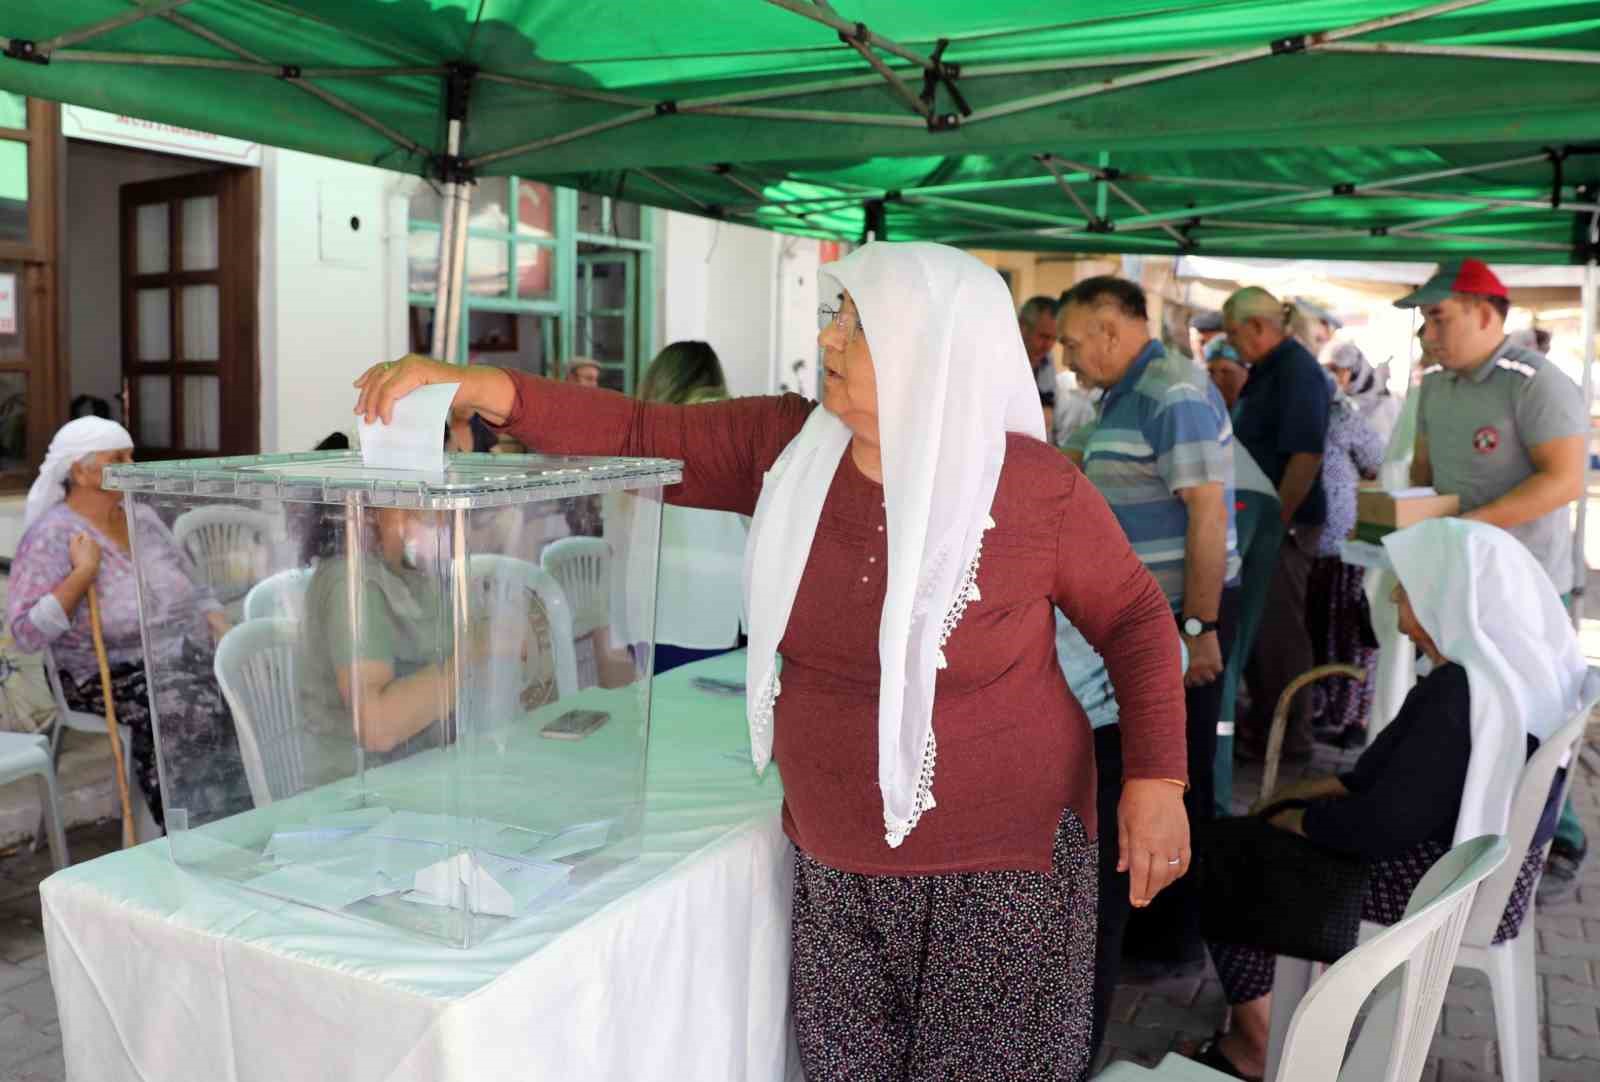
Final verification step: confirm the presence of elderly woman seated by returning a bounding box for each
[6,418,249,827]
[1189,519,1583,1079]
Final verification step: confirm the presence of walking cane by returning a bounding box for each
[86,586,135,848]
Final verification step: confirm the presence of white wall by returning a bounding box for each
[258,148,408,453]
[657,211,820,398]
[64,141,224,413]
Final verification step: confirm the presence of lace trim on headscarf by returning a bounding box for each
[884,512,995,847]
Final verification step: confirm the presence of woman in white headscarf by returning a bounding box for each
[356,242,1189,1081]
[5,418,249,827]
[1325,341,1401,448]
[1187,518,1586,1079]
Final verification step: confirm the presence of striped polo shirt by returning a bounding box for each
[1076,341,1241,609]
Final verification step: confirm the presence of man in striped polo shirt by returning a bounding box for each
[1060,275,1241,971]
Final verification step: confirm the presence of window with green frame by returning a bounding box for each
[407,180,655,394]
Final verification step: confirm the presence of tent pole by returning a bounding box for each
[430,119,462,360]
[1319,41,1600,65]
[441,172,470,364]
[158,11,430,158]
[760,0,941,71]
[633,169,716,212]
[1576,251,1598,628]
[1038,156,1104,226]
[469,109,656,168]
[35,0,199,53]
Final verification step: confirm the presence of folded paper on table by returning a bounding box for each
[246,862,381,912]
[525,819,612,862]
[357,382,459,472]
[411,851,572,917]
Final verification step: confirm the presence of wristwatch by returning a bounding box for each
[1180,616,1219,637]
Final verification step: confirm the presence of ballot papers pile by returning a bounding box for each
[237,807,615,921]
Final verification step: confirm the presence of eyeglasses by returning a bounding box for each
[818,304,863,343]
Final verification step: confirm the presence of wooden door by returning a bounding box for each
[121,168,259,458]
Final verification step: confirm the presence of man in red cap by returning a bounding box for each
[1399,256,1589,900]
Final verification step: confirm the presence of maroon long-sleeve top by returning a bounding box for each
[498,372,1186,875]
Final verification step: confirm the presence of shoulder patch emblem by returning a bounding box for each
[1495,358,1537,379]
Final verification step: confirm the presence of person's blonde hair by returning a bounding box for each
[638,341,728,405]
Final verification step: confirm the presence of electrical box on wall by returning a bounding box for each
[317,182,378,265]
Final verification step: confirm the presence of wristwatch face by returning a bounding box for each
[1182,617,1204,637]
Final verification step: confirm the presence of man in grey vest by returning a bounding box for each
[1400,257,1589,901]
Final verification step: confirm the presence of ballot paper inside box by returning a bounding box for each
[103,449,681,947]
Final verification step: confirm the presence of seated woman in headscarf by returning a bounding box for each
[1188,518,1585,1080]
[355,242,1190,1082]
[6,418,249,826]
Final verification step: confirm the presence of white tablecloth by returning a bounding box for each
[42,653,800,1082]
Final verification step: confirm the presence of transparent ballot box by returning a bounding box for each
[103,450,680,947]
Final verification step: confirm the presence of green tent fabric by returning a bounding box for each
[3,0,1599,262]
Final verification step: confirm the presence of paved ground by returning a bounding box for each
[0,723,1595,1081]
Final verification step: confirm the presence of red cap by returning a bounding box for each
[1448,258,1508,297]
[1394,258,1508,308]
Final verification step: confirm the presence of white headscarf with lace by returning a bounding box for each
[23,417,133,533]
[742,242,1045,848]
[1383,518,1585,843]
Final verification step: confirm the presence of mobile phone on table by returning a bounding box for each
[540,709,610,740]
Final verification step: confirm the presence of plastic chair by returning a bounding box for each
[1265,666,1600,1082]
[213,619,305,807]
[0,731,68,870]
[41,644,139,841]
[1259,663,1366,800]
[1097,835,1508,1082]
[173,505,280,605]
[540,537,610,687]
[243,567,314,622]
[468,554,580,699]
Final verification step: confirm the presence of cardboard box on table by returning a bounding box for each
[104,449,680,947]
[1354,487,1461,544]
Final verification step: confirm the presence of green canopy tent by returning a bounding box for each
[2,1,1599,264]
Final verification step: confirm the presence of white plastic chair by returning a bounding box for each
[540,537,610,687]
[243,567,314,622]
[1097,835,1508,1082]
[1265,666,1600,1082]
[213,619,305,807]
[42,644,141,841]
[468,554,579,699]
[173,505,280,605]
[0,731,68,870]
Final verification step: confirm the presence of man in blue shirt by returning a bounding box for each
[1224,286,1329,762]
[1059,275,1241,1018]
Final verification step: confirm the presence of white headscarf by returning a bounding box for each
[1382,519,1585,843]
[742,242,1045,848]
[23,418,134,533]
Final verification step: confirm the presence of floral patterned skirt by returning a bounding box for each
[789,810,1096,1082]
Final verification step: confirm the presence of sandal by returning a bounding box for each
[1189,1034,1262,1082]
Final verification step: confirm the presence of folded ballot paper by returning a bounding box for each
[408,851,571,917]
[246,809,614,917]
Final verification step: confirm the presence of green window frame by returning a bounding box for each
[408,182,655,393]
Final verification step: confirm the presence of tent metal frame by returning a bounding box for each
[9,0,1600,174]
